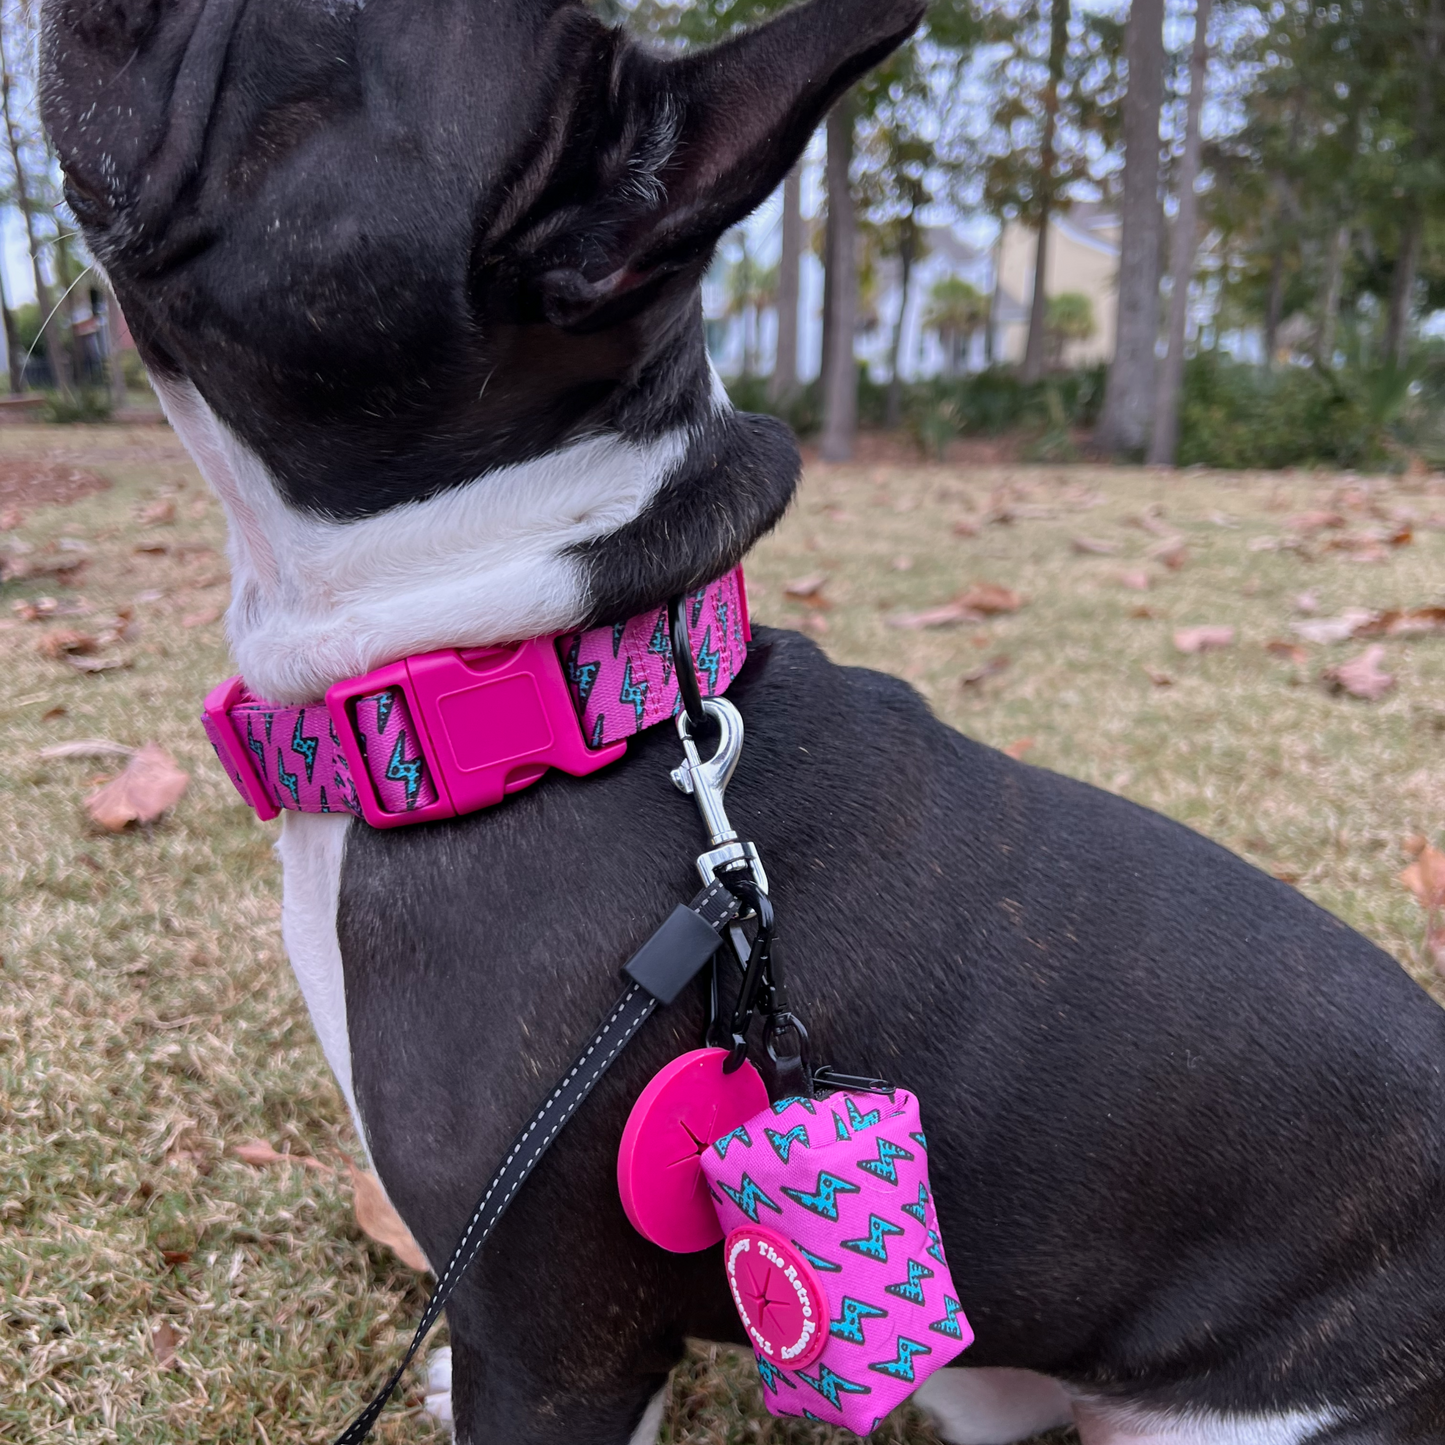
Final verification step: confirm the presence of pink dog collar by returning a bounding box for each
[202,569,750,828]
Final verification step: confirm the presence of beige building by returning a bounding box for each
[995,205,1120,367]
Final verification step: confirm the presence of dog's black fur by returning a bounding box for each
[42,2,1445,1442]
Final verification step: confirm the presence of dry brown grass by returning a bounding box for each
[3,425,1442,1443]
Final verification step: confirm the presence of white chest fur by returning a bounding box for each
[154,376,688,704]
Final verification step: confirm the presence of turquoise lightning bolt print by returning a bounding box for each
[765,1125,810,1163]
[830,1297,888,1346]
[869,1336,932,1383]
[841,1214,905,1263]
[718,1173,782,1222]
[902,1181,930,1225]
[712,1126,753,1160]
[290,711,319,783]
[930,1296,966,1340]
[385,732,424,808]
[857,1137,915,1186]
[782,1171,861,1221]
[796,1362,871,1408]
[885,1258,935,1306]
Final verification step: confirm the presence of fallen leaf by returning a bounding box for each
[85,744,190,830]
[1292,610,1379,645]
[783,574,830,608]
[41,706,67,722]
[134,543,169,556]
[1002,738,1034,760]
[1273,869,1303,885]
[1125,505,1172,537]
[160,1248,192,1266]
[952,519,980,538]
[348,1162,430,1271]
[1129,605,1158,619]
[1148,537,1189,570]
[1142,664,1174,687]
[152,1320,181,1369]
[957,582,1024,615]
[40,739,135,761]
[1174,626,1236,655]
[1357,607,1445,639]
[37,629,99,659]
[139,497,176,526]
[887,603,983,630]
[1071,536,1119,555]
[1401,845,1445,975]
[182,605,222,628]
[1294,591,1321,615]
[68,655,133,673]
[1,550,86,583]
[1118,570,1152,592]
[1287,510,1346,534]
[961,655,1010,687]
[233,1138,331,1172]
[1322,645,1395,701]
[1266,640,1309,666]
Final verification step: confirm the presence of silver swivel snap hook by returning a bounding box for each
[671,697,769,897]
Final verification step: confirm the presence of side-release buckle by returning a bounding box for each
[326,637,628,829]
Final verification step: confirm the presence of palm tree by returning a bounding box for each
[722,232,778,380]
[924,276,990,376]
[1045,291,1094,367]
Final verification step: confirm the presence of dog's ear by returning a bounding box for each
[528,0,926,326]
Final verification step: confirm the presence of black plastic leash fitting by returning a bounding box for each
[763,1009,812,1100]
[720,882,774,1074]
[669,592,710,737]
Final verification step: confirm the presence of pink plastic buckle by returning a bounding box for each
[326,636,628,829]
[202,676,282,822]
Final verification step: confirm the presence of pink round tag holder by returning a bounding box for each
[617,1048,770,1253]
[724,1225,829,1368]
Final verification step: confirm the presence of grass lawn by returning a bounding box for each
[2,424,1442,1444]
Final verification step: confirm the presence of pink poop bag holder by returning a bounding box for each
[618,1050,972,1435]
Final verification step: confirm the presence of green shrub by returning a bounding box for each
[44,388,113,424]
[1177,356,1382,470]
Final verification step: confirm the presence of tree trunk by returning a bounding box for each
[985,238,999,367]
[1385,211,1423,369]
[0,254,20,395]
[820,97,858,463]
[1315,223,1348,367]
[1147,0,1211,467]
[885,236,915,429]
[1385,0,1442,369]
[771,164,803,404]
[1097,0,1165,456]
[1022,0,1069,384]
[1021,213,1052,384]
[0,28,69,398]
[1263,244,1285,367]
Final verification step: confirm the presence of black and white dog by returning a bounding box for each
[41,2,1445,1442]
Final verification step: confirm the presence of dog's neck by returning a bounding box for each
[159,370,797,705]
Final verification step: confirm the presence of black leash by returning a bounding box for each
[332,877,740,1445]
